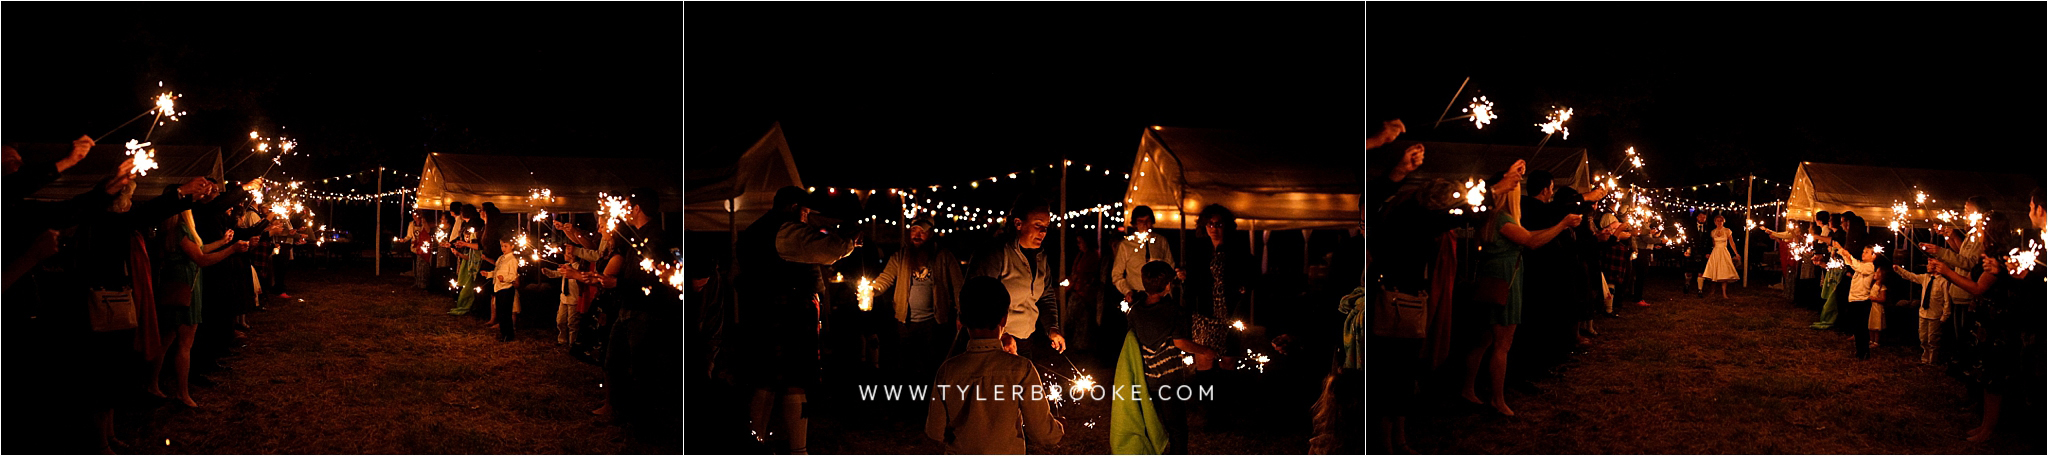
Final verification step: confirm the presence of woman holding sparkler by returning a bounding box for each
[150,210,251,408]
[1458,162,1582,417]
[1811,212,1853,330]
[1702,213,1743,299]
[1927,207,2034,444]
[447,204,485,316]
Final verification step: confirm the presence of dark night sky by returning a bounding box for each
[685,2,1365,212]
[1367,3,2047,201]
[4,2,682,184]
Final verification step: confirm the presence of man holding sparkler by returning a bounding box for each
[737,187,859,455]
[869,215,963,394]
[969,195,1065,361]
[1919,196,1991,286]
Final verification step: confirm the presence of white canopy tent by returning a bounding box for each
[1122,127,1363,231]
[684,122,804,233]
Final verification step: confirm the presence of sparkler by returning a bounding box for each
[1232,320,1246,331]
[1448,96,1498,129]
[1119,300,1131,313]
[857,277,874,311]
[598,192,632,234]
[1127,231,1157,253]
[1531,106,1574,157]
[123,140,160,176]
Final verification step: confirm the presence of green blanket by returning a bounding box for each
[1110,331,1168,454]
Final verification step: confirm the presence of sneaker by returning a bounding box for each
[277,293,292,299]
[1635,301,1650,307]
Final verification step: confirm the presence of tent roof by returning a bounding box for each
[684,122,804,231]
[1787,162,2038,228]
[1380,140,1594,194]
[1123,127,1362,231]
[414,152,680,214]
[15,143,221,201]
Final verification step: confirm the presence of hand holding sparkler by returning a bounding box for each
[54,135,95,173]
[102,159,137,194]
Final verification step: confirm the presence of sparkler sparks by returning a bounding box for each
[1463,96,1497,129]
[1534,107,1574,140]
[857,277,874,311]
[123,140,159,176]
[153,92,180,120]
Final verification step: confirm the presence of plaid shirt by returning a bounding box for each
[1601,237,1634,278]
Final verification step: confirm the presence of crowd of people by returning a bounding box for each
[1366,118,2048,452]
[687,185,1366,454]
[403,189,684,433]
[3,136,685,453]
[5,137,318,453]
[1764,193,2047,443]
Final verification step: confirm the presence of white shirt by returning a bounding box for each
[1844,255,1879,302]
[492,252,521,292]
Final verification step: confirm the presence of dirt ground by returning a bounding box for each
[112,262,677,454]
[1389,274,2044,455]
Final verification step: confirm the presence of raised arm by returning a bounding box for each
[1501,214,1581,250]
[1930,255,2000,296]
[775,222,858,265]
[186,235,247,268]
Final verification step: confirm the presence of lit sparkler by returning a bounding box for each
[1463,96,1497,129]
[123,139,159,176]
[1534,107,1574,140]
[154,92,180,121]
[857,277,874,311]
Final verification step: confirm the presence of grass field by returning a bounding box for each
[112,262,677,454]
[1393,274,2044,454]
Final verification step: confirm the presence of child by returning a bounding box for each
[1122,261,1227,454]
[491,237,521,342]
[1894,262,1957,365]
[926,276,1064,454]
[1830,240,1885,359]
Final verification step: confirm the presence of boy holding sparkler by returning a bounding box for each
[1893,260,1959,365]
[491,237,521,342]
[1119,260,1227,454]
[926,276,1064,454]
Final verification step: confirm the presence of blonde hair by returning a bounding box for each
[1481,180,1524,245]
[107,181,138,213]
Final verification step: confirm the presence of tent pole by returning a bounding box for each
[376,168,384,276]
[1742,174,1752,287]
[1148,128,1190,309]
[1058,157,1068,339]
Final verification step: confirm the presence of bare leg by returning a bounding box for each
[97,408,116,454]
[783,388,808,454]
[1488,324,1518,416]
[747,389,773,442]
[1720,282,1729,299]
[172,324,198,407]
[146,330,173,398]
[1968,392,2002,442]
[1460,330,1490,405]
